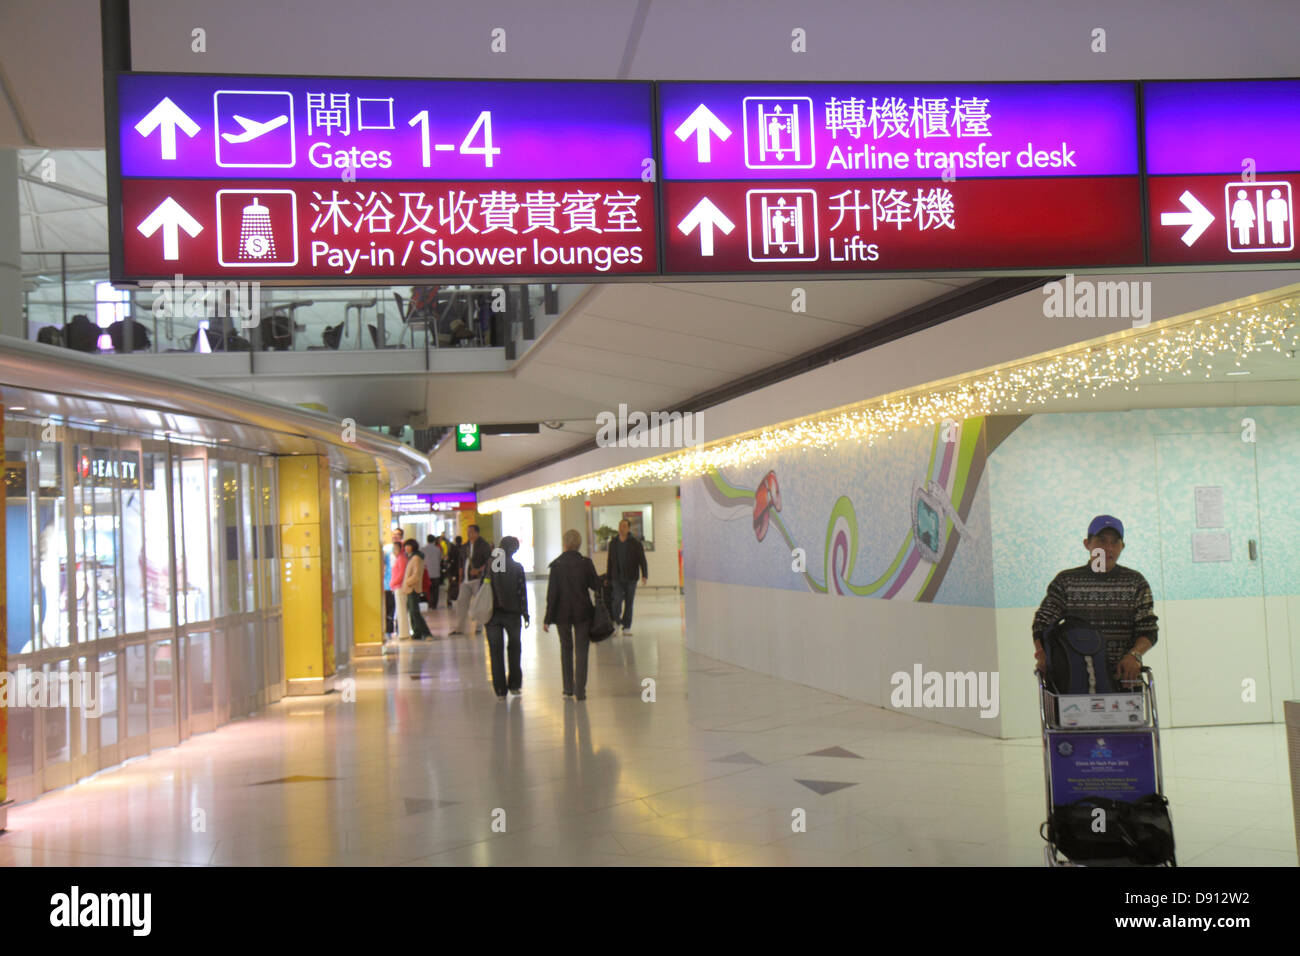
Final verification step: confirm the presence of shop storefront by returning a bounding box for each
[3,417,286,802]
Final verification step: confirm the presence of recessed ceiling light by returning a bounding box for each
[93,418,109,423]
[10,406,26,411]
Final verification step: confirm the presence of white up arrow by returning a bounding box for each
[677,197,734,256]
[134,97,201,160]
[137,197,203,260]
[1160,190,1215,247]
[674,104,731,163]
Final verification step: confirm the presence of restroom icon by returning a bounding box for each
[1225,181,1293,253]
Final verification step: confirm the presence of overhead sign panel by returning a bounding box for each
[1145,80,1300,266]
[659,81,1144,274]
[112,74,658,281]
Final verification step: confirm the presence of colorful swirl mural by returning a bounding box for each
[702,416,990,601]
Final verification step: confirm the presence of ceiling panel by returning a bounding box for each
[550,314,782,374]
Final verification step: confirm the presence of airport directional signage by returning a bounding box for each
[1145,79,1299,266]
[112,74,658,280]
[108,72,1300,284]
[454,424,481,452]
[658,81,1145,274]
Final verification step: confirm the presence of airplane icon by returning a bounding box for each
[222,114,289,143]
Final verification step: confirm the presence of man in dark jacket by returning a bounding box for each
[425,534,443,608]
[544,529,601,700]
[452,524,493,636]
[606,519,648,636]
[446,535,463,603]
[484,535,530,700]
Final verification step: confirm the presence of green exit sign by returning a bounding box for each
[455,424,481,451]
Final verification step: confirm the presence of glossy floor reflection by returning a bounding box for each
[2,586,1295,866]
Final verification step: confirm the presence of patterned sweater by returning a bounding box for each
[1032,564,1159,672]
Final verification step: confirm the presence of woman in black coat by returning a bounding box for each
[543,529,601,700]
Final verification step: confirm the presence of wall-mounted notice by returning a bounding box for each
[1194,485,1225,528]
[113,74,658,280]
[659,81,1144,275]
[1192,530,1232,563]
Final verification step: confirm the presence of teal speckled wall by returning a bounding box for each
[989,406,1300,607]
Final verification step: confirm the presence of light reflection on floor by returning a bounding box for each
[2,586,1295,866]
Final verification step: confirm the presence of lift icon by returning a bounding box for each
[746,189,818,262]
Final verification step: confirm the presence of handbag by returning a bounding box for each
[589,592,615,642]
[1049,794,1175,865]
[470,575,495,626]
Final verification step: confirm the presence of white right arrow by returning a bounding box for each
[137,197,203,260]
[134,97,201,160]
[677,197,735,256]
[674,104,732,163]
[1160,190,1215,247]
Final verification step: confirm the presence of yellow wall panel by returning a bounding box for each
[280,523,322,558]
[281,557,324,678]
[278,456,319,525]
[349,471,383,649]
[350,472,378,525]
[351,551,382,645]
[318,459,334,677]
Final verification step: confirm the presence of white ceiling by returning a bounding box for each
[7,0,1300,495]
[7,0,1300,148]
[412,277,973,487]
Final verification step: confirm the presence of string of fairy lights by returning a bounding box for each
[477,295,1300,514]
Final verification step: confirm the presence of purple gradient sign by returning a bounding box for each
[391,492,476,513]
[659,81,1139,181]
[1143,79,1300,175]
[117,74,653,180]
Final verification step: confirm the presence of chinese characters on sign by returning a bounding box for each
[117,76,658,280]
[659,81,1144,274]
[110,74,1300,282]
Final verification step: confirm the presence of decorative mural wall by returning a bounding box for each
[683,416,996,607]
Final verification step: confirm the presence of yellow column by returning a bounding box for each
[378,466,391,539]
[349,472,383,657]
[278,455,335,695]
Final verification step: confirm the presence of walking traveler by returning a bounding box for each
[606,519,648,636]
[483,536,529,700]
[401,539,434,641]
[544,529,601,700]
[452,525,492,636]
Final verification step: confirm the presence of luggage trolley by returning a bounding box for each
[1038,667,1176,866]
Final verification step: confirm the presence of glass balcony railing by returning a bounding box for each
[21,252,557,359]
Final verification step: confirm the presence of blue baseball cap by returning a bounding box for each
[1087,515,1124,539]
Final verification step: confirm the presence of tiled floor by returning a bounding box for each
[2,586,1296,866]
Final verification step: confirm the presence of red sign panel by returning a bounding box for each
[1147,174,1297,266]
[121,179,658,280]
[662,178,1143,273]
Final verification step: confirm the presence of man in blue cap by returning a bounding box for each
[1032,515,1158,683]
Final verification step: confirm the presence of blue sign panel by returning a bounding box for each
[1048,731,1159,803]
[118,74,654,180]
